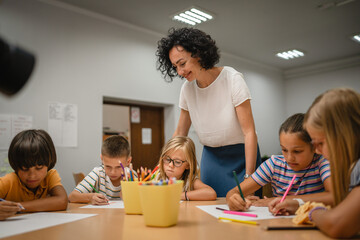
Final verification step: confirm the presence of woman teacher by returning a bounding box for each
[156,27,261,197]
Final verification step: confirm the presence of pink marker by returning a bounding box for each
[275,174,297,215]
[280,175,297,203]
[224,210,257,218]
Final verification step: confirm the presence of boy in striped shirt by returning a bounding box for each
[69,135,131,205]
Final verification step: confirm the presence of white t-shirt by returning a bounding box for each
[179,66,251,147]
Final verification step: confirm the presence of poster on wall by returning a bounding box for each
[0,114,33,150]
[142,128,152,144]
[0,114,33,176]
[48,102,78,147]
[131,107,140,123]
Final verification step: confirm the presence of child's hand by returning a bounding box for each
[251,196,274,207]
[268,197,299,216]
[0,200,22,220]
[245,195,260,203]
[91,193,109,205]
[227,193,251,211]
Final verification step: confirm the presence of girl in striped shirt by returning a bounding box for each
[226,113,332,211]
[270,88,360,238]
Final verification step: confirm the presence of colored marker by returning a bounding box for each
[232,171,245,201]
[219,217,258,225]
[224,210,257,218]
[275,174,297,215]
[279,175,297,203]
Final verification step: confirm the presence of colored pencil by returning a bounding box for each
[275,174,297,215]
[280,175,297,203]
[232,171,245,201]
[0,198,25,210]
[216,207,228,211]
[219,217,258,225]
[88,183,99,193]
[224,210,257,218]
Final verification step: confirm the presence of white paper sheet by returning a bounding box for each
[48,102,77,147]
[80,200,124,209]
[196,204,293,221]
[0,212,96,238]
[0,114,33,150]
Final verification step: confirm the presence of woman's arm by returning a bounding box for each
[20,185,68,212]
[173,109,191,137]
[235,100,258,175]
[310,186,360,238]
[181,179,217,201]
[226,177,262,211]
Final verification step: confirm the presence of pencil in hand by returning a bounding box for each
[232,171,245,201]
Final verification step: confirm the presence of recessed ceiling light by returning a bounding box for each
[351,34,360,43]
[276,49,305,60]
[171,7,214,26]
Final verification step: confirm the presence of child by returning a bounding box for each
[0,129,68,214]
[270,88,360,238]
[226,113,332,211]
[69,135,132,205]
[157,136,216,201]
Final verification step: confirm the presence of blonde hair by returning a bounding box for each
[158,136,199,191]
[304,88,360,205]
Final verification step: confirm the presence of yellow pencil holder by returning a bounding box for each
[121,181,142,215]
[138,180,183,227]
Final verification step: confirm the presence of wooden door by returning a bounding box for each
[130,105,164,171]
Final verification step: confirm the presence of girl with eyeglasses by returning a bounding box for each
[157,136,216,201]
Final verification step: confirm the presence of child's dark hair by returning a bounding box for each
[101,135,130,158]
[156,27,220,82]
[8,129,57,171]
[279,113,312,144]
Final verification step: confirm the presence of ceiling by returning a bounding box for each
[55,0,360,70]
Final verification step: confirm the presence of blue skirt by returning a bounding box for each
[200,143,262,197]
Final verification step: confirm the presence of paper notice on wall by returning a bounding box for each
[131,107,140,123]
[48,102,77,147]
[0,114,33,150]
[142,128,152,144]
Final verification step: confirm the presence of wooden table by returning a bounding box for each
[3,199,332,240]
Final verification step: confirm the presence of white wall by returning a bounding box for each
[285,66,360,117]
[0,0,285,193]
[103,104,129,136]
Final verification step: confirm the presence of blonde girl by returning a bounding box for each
[158,136,216,201]
[270,88,360,238]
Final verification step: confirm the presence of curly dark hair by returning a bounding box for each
[156,27,220,82]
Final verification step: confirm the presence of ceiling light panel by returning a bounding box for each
[171,7,214,26]
[276,49,305,60]
[351,34,360,43]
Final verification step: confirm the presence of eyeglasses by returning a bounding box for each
[163,156,186,167]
